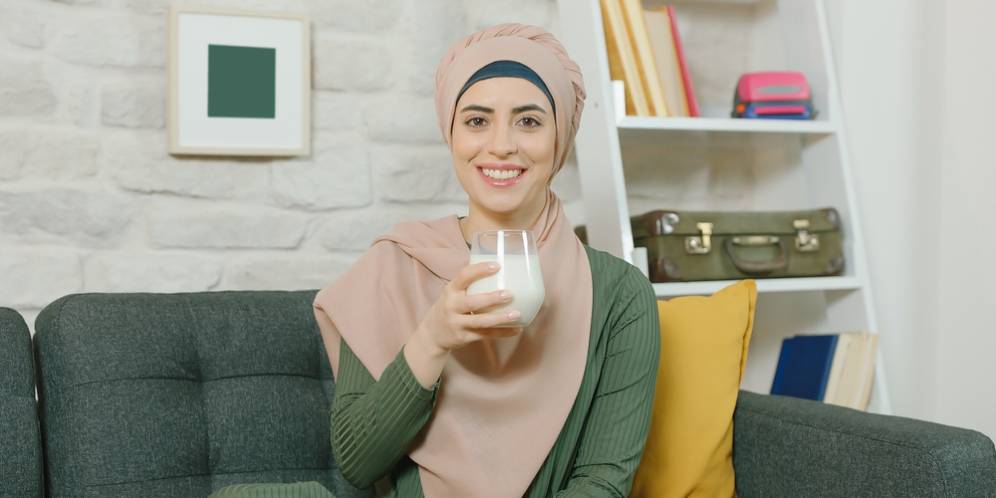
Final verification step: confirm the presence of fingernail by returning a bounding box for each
[498,290,510,298]
[508,310,521,319]
[488,263,499,270]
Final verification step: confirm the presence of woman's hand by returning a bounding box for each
[417,261,524,353]
[404,261,522,388]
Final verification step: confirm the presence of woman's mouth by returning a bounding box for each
[477,165,526,187]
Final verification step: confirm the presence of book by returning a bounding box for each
[642,7,685,116]
[825,332,869,407]
[771,332,879,410]
[600,0,651,116]
[620,0,669,117]
[770,334,839,401]
[667,5,700,117]
[853,333,878,410]
[821,331,857,405]
[824,332,878,410]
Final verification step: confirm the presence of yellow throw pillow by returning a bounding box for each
[630,280,757,498]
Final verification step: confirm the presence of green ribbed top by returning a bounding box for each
[209,244,660,498]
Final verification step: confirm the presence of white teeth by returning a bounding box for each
[483,168,522,180]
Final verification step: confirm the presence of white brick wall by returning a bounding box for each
[0,0,583,335]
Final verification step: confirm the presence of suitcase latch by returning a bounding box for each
[685,222,713,254]
[794,219,820,252]
[654,212,680,235]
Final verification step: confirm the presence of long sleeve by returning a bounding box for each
[329,340,440,489]
[556,266,661,498]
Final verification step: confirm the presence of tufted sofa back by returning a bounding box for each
[32,290,371,498]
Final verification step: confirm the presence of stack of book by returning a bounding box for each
[770,331,878,411]
[600,0,699,118]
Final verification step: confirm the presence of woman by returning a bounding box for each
[211,23,659,498]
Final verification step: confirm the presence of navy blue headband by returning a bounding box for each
[455,60,556,116]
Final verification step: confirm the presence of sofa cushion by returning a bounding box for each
[0,307,44,498]
[631,280,757,498]
[32,291,371,498]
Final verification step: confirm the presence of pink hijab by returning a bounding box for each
[313,23,591,497]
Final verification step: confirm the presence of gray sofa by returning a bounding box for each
[3,291,995,497]
[0,308,44,498]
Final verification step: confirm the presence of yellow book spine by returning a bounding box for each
[645,7,690,117]
[620,0,669,117]
[600,0,651,116]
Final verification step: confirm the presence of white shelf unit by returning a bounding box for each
[653,275,862,298]
[556,0,893,415]
[618,116,838,134]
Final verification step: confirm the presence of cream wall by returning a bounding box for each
[0,0,583,335]
[828,0,996,438]
[824,0,936,423]
[932,0,996,440]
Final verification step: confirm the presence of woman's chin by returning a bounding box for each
[475,196,527,216]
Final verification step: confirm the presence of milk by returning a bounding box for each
[467,253,545,327]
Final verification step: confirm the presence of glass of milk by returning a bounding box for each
[467,229,545,328]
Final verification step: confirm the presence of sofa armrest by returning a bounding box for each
[733,389,996,498]
[0,308,44,498]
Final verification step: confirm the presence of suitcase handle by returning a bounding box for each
[723,236,787,274]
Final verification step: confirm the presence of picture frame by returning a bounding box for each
[167,5,311,156]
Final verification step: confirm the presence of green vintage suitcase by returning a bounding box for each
[575,208,845,282]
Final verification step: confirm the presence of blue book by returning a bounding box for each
[770,334,839,401]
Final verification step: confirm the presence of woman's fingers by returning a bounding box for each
[463,309,521,329]
[437,261,528,349]
[461,289,512,314]
[449,262,499,292]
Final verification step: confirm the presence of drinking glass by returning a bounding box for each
[466,229,545,328]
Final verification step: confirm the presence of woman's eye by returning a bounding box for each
[520,117,540,128]
[466,117,486,127]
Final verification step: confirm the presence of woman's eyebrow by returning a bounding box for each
[459,103,547,114]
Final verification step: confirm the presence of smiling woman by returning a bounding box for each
[210,22,659,498]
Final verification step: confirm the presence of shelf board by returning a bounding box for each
[617,116,838,135]
[653,275,862,297]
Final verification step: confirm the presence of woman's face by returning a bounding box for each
[450,77,557,217]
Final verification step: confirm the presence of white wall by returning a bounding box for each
[826,0,937,423]
[0,0,581,335]
[933,0,996,439]
[829,0,996,438]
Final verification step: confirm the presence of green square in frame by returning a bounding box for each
[207,44,276,118]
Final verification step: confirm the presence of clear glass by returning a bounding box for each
[466,229,545,328]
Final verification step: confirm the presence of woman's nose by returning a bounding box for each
[488,122,517,156]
